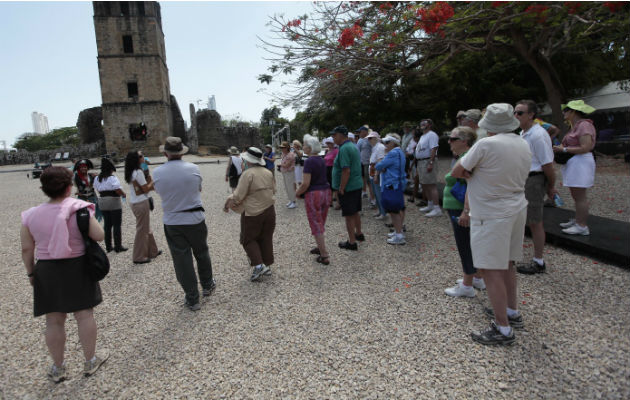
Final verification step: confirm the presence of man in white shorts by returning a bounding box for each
[452,103,531,345]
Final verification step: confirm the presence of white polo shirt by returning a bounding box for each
[414,130,439,159]
[520,123,554,172]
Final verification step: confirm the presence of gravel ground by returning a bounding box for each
[0,156,629,399]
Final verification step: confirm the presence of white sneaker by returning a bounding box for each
[286,201,292,207]
[559,218,576,228]
[444,283,475,298]
[287,202,297,209]
[362,191,368,198]
[419,205,433,212]
[425,207,443,217]
[387,235,406,245]
[457,278,486,290]
[562,224,589,235]
[387,231,405,238]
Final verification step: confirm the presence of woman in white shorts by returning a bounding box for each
[553,100,596,236]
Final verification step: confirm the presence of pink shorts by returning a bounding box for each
[304,189,332,236]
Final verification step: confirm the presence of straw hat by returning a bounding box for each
[159,136,189,155]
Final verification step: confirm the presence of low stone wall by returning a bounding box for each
[0,142,105,166]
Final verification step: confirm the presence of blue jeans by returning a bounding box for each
[370,177,386,216]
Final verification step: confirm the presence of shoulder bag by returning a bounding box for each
[554,151,575,165]
[76,207,110,281]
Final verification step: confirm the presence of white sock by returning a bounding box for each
[532,257,544,266]
[395,233,404,239]
[507,307,520,317]
[473,277,484,283]
[460,282,472,289]
[427,201,434,207]
[497,325,512,336]
[254,264,263,269]
[88,356,96,363]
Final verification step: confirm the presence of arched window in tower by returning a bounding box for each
[122,35,134,54]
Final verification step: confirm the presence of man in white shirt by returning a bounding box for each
[514,100,556,275]
[415,119,441,217]
[452,103,531,345]
[153,137,215,312]
[367,131,386,219]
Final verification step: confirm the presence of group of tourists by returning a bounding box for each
[20,97,599,382]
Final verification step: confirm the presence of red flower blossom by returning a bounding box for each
[379,2,393,14]
[338,23,364,48]
[415,2,454,35]
[491,1,509,8]
[564,2,582,14]
[525,4,550,23]
[603,1,624,12]
[370,33,379,41]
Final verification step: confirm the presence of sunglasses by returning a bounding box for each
[447,137,461,142]
[513,111,527,116]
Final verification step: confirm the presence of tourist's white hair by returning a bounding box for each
[303,134,321,154]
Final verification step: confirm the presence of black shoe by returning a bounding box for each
[516,260,546,274]
[316,255,330,265]
[471,321,515,346]
[355,233,365,242]
[310,247,321,255]
[483,307,524,329]
[106,247,114,253]
[153,250,163,258]
[114,246,128,253]
[202,279,216,297]
[407,197,415,203]
[133,259,151,264]
[338,241,358,251]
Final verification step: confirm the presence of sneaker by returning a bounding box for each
[370,200,376,207]
[262,264,272,276]
[374,214,386,220]
[84,352,109,377]
[559,218,576,228]
[387,231,404,238]
[483,307,524,329]
[287,202,297,209]
[362,191,368,198]
[355,233,366,242]
[286,201,292,207]
[202,279,216,297]
[425,208,443,217]
[444,283,475,297]
[338,241,358,251]
[47,364,67,384]
[562,224,589,235]
[419,205,433,212]
[516,260,546,275]
[250,265,266,281]
[471,321,515,346]
[185,301,201,311]
[456,278,486,290]
[387,235,406,245]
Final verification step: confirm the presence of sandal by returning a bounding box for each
[316,255,330,265]
[310,247,321,255]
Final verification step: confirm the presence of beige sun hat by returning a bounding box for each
[228,146,240,155]
[240,147,266,166]
[159,136,189,155]
[478,103,520,133]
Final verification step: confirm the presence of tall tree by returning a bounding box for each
[260,2,629,127]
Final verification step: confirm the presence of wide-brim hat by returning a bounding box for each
[464,108,482,121]
[73,159,94,172]
[241,147,265,166]
[478,103,520,133]
[382,133,401,145]
[100,157,116,171]
[228,146,240,155]
[278,141,290,149]
[562,99,595,114]
[366,131,380,139]
[159,136,189,155]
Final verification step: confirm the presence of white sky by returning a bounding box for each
[0,1,313,147]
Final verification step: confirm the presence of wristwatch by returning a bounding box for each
[563,147,568,153]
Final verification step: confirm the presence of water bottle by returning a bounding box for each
[554,193,564,207]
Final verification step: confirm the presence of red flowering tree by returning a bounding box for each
[259,2,629,127]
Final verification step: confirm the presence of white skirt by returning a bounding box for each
[294,165,304,183]
[562,152,595,188]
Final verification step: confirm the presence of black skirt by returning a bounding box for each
[32,256,102,317]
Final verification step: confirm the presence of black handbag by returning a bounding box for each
[148,196,155,211]
[554,151,574,165]
[76,207,110,281]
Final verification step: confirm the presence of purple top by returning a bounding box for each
[303,156,330,192]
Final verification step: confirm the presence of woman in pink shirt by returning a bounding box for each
[553,100,597,236]
[21,167,108,383]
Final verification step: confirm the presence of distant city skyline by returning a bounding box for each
[0,2,312,148]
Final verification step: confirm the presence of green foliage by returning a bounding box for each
[13,127,80,152]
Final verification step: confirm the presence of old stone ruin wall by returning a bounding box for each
[192,108,261,155]
[1,142,105,166]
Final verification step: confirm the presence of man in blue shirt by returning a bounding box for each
[331,126,365,250]
[153,137,215,312]
[263,144,275,178]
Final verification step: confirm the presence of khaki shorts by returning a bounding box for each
[417,159,438,184]
[470,207,527,270]
[525,173,545,224]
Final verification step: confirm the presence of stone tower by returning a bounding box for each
[93,1,178,156]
